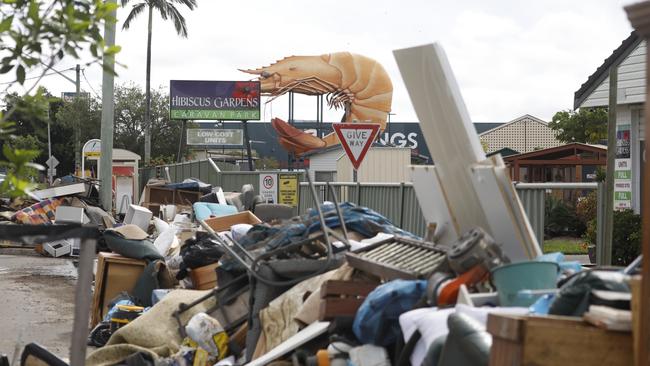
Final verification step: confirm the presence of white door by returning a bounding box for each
[115,176,133,214]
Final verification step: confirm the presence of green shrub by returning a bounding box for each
[545,197,585,237]
[576,191,597,225]
[583,209,641,266]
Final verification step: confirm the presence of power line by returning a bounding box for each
[0,67,76,86]
[81,69,100,99]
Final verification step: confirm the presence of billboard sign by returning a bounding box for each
[186,129,244,146]
[62,92,90,102]
[170,80,260,121]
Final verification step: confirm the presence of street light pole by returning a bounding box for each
[99,0,117,212]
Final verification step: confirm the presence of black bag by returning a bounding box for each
[549,270,630,316]
[176,232,225,280]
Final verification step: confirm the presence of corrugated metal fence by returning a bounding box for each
[141,159,603,248]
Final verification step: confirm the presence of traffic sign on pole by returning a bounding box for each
[46,155,59,168]
[333,123,380,170]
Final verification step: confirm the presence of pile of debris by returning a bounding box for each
[20,175,628,366]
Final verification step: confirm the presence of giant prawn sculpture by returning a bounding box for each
[240,52,393,155]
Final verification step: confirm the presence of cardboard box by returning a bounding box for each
[487,313,633,366]
[204,211,261,232]
[91,252,147,327]
[44,240,72,257]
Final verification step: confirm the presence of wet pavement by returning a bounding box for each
[0,252,77,362]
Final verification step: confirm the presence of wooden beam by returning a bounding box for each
[624,3,650,365]
[513,159,605,165]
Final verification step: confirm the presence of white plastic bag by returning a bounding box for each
[186,312,229,360]
[153,225,178,256]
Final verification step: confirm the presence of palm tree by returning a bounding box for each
[121,0,197,164]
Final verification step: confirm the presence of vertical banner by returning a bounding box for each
[614,124,632,210]
[278,174,299,207]
[259,173,278,203]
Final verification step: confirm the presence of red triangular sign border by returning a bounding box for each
[333,123,380,171]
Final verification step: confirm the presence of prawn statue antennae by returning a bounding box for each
[241,52,393,154]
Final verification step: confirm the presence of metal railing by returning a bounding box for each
[141,158,606,262]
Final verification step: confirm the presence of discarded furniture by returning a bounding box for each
[346,236,447,280]
[487,313,633,366]
[318,280,378,321]
[91,252,147,327]
[254,203,295,222]
[204,211,261,232]
[142,185,201,217]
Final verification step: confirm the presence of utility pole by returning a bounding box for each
[75,64,81,174]
[98,0,117,213]
[603,66,617,266]
[624,4,650,365]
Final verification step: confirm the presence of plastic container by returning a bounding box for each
[491,261,559,307]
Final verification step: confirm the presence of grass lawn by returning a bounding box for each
[543,237,588,254]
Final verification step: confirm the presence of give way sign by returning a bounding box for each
[333,123,380,170]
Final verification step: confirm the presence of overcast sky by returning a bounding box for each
[4,0,642,123]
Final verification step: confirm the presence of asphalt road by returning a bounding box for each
[0,252,78,363]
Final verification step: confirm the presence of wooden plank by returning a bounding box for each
[320,280,377,298]
[319,298,365,320]
[394,44,540,260]
[393,44,491,238]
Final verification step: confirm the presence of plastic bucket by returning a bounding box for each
[491,261,559,307]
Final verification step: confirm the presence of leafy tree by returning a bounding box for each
[0,0,118,198]
[120,0,197,164]
[113,83,185,164]
[55,97,102,174]
[549,108,608,144]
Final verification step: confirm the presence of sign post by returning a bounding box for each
[259,173,278,203]
[333,123,380,181]
[186,129,244,146]
[278,174,299,207]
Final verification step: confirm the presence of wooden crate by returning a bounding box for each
[143,186,201,216]
[91,252,147,327]
[487,313,633,366]
[318,280,378,320]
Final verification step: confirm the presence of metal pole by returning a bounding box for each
[177,120,185,163]
[75,64,81,173]
[242,120,254,171]
[603,66,618,266]
[624,4,650,365]
[69,238,96,366]
[47,113,52,185]
[99,0,117,212]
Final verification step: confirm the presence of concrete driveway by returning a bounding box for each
[0,252,78,362]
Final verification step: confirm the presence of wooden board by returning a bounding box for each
[394,43,540,260]
[487,313,633,366]
[393,44,490,238]
[470,157,541,260]
[409,165,459,246]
